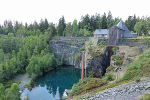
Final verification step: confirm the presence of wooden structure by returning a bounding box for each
[107,26,124,46]
[81,51,85,80]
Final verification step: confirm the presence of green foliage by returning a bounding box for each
[86,94,90,99]
[106,66,115,71]
[121,72,130,80]
[5,83,21,100]
[139,93,150,100]
[134,76,140,82]
[64,23,73,36]
[30,79,34,86]
[79,47,85,51]
[26,53,57,78]
[139,38,150,48]
[74,54,80,61]
[88,71,94,78]
[112,47,116,55]
[61,56,65,65]
[106,74,113,81]
[0,84,5,100]
[73,20,79,36]
[122,48,150,81]
[147,18,150,31]
[71,84,82,95]
[69,78,106,96]
[111,55,123,66]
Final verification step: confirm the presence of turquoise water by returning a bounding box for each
[21,66,81,100]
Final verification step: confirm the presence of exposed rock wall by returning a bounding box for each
[85,47,108,77]
[49,40,85,69]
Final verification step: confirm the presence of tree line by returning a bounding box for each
[0,32,58,82]
[0,11,150,37]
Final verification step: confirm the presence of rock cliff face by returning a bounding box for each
[85,47,108,78]
[49,40,109,77]
[49,40,84,69]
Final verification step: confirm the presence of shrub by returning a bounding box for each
[30,79,34,86]
[88,71,94,78]
[71,84,82,95]
[134,76,140,82]
[111,55,123,66]
[107,66,115,71]
[74,54,80,61]
[121,72,130,80]
[79,47,85,51]
[112,47,116,55]
[86,94,90,99]
[106,74,113,81]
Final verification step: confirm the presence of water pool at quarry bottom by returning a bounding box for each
[21,66,81,100]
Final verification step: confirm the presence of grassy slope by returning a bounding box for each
[67,38,150,100]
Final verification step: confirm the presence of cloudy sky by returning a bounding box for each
[0,0,150,25]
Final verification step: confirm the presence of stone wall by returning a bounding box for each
[49,40,85,69]
[52,37,89,41]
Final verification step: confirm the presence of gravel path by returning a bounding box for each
[12,73,30,91]
[19,73,30,91]
[79,77,150,100]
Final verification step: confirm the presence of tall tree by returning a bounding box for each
[33,20,39,30]
[147,17,150,31]
[39,19,45,32]
[47,23,56,37]
[64,22,73,36]
[95,14,102,29]
[44,18,49,30]
[57,16,66,36]
[73,20,78,36]
[107,11,114,28]
[102,12,107,29]
[57,18,63,36]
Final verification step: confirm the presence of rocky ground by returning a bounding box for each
[78,77,150,100]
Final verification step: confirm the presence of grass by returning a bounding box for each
[106,66,115,71]
[86,94,90,99]
[69,78,107,96]
[111,55,123,66]
[121,49,150,81]
[106,74,113,81]
[138,93,150,100]
[134,76,140,82]
[139,38,150,48]
[79,47,85,51]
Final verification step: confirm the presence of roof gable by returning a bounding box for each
[117,20,133,38]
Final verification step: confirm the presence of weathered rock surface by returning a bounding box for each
[49,40,84,69]
[79,77,150,100]
[85,45,108,77]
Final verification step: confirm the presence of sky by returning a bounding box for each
[0,0,150,25]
